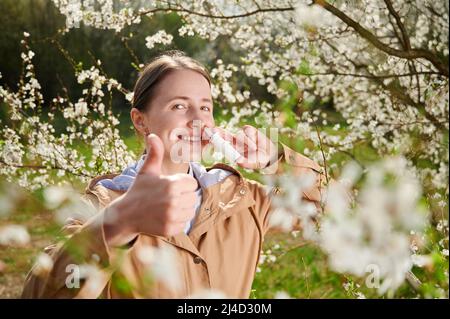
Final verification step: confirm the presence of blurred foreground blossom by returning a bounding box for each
[0,182,22,217]
[0,224,30,246]
[294,3,336,28]
[188,288,228,299]
[32,252,54,277]
[264,172,319,240]
[136,244,181,293]
[274,291,292,299]
[411,254,433,268]
[43,185,73,209]
[264,156,431,295]
[320,157,428,294]
[53,191,97,225]
[0,192,15,218]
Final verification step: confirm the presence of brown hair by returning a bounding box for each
[132,50,211,112]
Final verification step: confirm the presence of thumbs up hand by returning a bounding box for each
[139,133,165,176]
[104,133,199,246]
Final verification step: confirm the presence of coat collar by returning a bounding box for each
[85,162,247,194]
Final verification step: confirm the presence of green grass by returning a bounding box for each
[252,231,419,299]
[255,233,362,299]
[0,191,60,297]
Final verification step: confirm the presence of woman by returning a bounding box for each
[22,51,325,298]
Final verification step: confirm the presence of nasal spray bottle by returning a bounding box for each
[203,127,242,163]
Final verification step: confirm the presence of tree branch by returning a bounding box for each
[322,39,447,131]
[141,1,448,77]
[384,0,411,50]
[299,71,442,79]
[313,0,449,77]
[0,160,94,179]
[139,5,294,20]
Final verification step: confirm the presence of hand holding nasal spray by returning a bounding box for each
[203,127,242,163]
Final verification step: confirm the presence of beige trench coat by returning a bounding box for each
[21,143,325,299]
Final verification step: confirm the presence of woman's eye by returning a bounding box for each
[173,104,186,110]
[201,106,211,112]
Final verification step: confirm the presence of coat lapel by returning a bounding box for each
[188,163,256,239]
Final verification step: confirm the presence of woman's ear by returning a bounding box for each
[130,108,149,135]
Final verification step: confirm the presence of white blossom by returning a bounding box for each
[32,253,54,277]
[136,244,181,293]
[145,30,173,49]
[264,172,319,240]
[320,157,428,294]
[294,3,336,28]
[188,289,228,299]
[0,225,30,246]
[274,291,292,299]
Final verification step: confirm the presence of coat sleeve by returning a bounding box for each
[21,192,114,299]
[246,142,327,236]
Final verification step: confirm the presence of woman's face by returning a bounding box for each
[132,69,215,163]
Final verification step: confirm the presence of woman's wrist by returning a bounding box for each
[103,198,138,248]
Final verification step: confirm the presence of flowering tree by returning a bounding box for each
[0,0,448,298]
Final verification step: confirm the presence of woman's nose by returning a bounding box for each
[187,110,211,128]
[187,118,205,131]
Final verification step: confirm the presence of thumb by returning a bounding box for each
[139,133,164,176]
